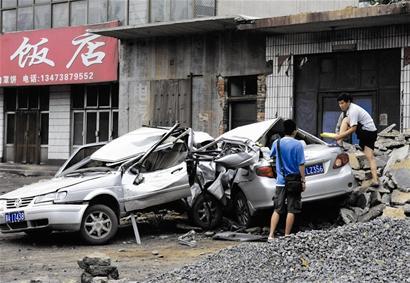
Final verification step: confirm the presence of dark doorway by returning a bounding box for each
[294,49,401,136]
[4,87,49,164]
[15,110,40,164]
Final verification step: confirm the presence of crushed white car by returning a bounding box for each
[188,118,357,228]
[0,124,210,244]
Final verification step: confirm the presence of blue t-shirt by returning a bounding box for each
[270,137,305,186]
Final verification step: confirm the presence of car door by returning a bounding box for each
[122,143,190,212]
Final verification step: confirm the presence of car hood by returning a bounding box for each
[1,175,104,199]
[219,119,279,142]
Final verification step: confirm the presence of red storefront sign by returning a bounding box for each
[0,21,118,86]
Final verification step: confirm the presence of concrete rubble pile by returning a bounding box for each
[340,124,410,224]
[78,255,124,283]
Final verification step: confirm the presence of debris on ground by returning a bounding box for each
[340,124,410,224]
[178,230,197,247]
[144,218,410,282]
[77,254,119,283]
[212,232,265,242]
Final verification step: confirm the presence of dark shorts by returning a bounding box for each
[273,185,302,214]
[357,128,377,150]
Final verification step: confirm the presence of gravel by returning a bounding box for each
[144,218,410,283]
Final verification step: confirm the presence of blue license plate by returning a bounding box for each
[305,163,324,176]
[5,211,25,223]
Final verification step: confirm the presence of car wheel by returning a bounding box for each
[191,193,222,229]
[80,204,118,245]
[233,191,252,227]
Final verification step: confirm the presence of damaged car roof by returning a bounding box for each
[91,126,214,163]
[220,118,279,142]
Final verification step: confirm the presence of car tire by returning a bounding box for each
[80,204,118,245]
[191,193,222,229]
[233,191,253,227]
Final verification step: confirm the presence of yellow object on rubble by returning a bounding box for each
[320,132,337,138]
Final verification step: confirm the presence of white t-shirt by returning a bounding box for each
[346,103,377,131]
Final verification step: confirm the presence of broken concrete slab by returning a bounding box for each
[340,208,357,224]
[378,124,397,135]
[381,193,391,205]
[383,145,409,175]
[78,255,111,270]
[391,190,410,205]
[382,206,406,220]
[352,170,371,181]
[84,266,119,279]
[178,230,197,247]
[348,153,361,170]
[351,206,368,217]
[358,204,386,222]
[212,232,266,242]
[391,168,410,192]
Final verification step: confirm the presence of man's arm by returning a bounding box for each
[299,164,306,192]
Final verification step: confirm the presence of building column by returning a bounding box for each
[217,75,228,135]
[0,88,3,161]
[401,47,410,131]
[257,74,267,122]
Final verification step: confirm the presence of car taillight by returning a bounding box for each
[333,153,349,169]
[255,166,274,178]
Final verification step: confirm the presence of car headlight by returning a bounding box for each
[35,191,68,204]
[0,199,6,211]
[35,193,57,204]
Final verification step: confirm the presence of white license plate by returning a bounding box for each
[5,211,25,223]
[305,163,324,176]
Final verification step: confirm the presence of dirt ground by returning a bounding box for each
[0,172,344,282]
[0,173,238,283]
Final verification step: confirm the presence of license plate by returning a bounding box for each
[5,211,25,223]
[305,163,324,176]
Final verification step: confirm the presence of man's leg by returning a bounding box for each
[268,211,280,239]
[285,213,295,236]
[337,117,350,145]
[363,145,378,183]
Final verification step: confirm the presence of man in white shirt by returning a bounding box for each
[333,93,379,187]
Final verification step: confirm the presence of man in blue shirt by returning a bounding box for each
[268,119,306,241]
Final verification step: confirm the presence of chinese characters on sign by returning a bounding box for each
[0,22,118,86]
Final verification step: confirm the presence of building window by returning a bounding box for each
[2,9,17,32]
[52,2,68,27]
[71,84,119,147]
[34,4,51,29]
[70,0,87,26]
[88,0,108,24]
[227,76,258,130]
[194,0,216,17]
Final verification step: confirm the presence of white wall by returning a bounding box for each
[48,86,71,161]
[217,0,358,17]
